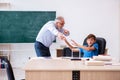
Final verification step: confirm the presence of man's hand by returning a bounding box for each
[63,29,70,36]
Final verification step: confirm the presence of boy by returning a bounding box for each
[63,34,98,58]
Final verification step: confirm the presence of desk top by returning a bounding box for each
[24,57,120,71]
[24,57,76,71]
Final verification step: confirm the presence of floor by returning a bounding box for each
[0,67,25,80]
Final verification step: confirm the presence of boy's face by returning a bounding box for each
[86,37,96,46]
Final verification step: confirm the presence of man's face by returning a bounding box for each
[86,38,95,46]
[56,20,65,29]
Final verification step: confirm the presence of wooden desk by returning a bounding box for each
[74,61,120,80]
[56,48,80,57]
[24,58,120,80]
[24,58,74,80]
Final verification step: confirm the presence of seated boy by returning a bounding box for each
[63,34,98,58]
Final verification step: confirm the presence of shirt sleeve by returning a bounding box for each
[79,48,83,53]
[58,28,70,36]
[47,24,59,36]
[93,43,99,51]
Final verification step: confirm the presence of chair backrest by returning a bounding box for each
[83,37,106,55]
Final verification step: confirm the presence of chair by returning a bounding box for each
[1,57,25,80]
[62,37,106,57]
[83,37,106,55]
[62,47,80,57]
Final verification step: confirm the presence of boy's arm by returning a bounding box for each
[78,45,95,51]
[63,37,74,49]
[71,40,95,51]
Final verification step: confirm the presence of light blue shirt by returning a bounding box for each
[36,21,69,47]
[79,43,98,58]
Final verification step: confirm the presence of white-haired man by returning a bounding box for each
[35,16,70,57]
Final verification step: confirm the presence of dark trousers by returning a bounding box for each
[34,41,51,57]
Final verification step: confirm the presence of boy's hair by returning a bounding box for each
[86,34,96,40]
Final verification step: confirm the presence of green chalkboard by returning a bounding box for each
[0,11,56,43]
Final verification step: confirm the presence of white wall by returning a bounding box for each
[0,0,120,67]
